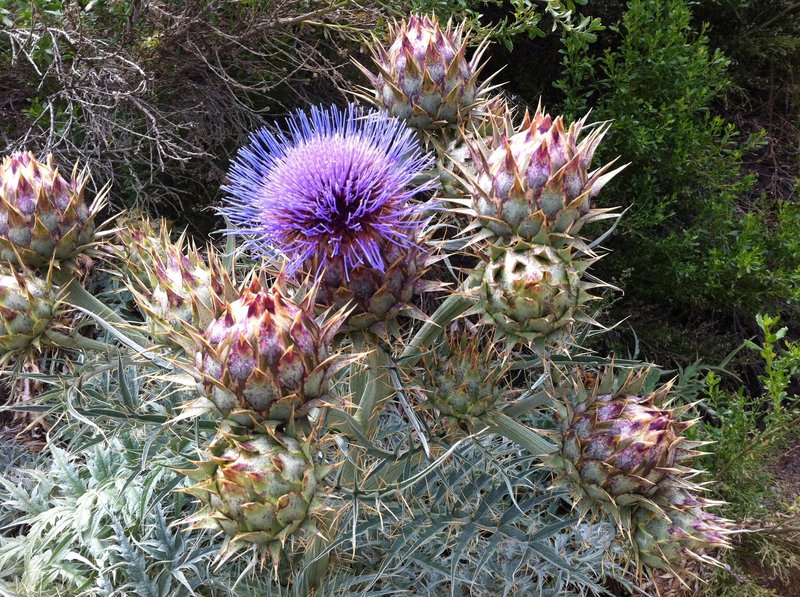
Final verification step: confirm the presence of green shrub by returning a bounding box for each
[692,314,800,595]
[408,0,603,50]
[554,0,795,322]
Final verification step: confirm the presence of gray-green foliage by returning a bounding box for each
[0,332,628,596]
[0,356,215,596]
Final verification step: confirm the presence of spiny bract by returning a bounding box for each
[417,329,511,420]
[358,14,491,130]
[196,277,349,427]
[631,487,734,580]
[434,95,512,198]
[0,267,56,353]
[182,423,324,564]
[317,236,430,337]
[471,240,593,349]
[465,105,625,245]
[0,152,101,268]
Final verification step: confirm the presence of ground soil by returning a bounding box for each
[743,436,800,596]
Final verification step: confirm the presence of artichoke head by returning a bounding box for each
[358,14,491,130]
[0,152,102,268]
[196,277,349,427]
[182,422,328,565]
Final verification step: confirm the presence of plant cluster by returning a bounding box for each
[0,10,763,597]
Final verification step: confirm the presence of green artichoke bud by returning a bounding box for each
[182,423,326,564]
[472,240,594,349]
[465,105,625,244]
[113,215,169,274]
[0,152,103,268]
[631,487,734,579]
[317,240,429,338]
[545,369,705,517]
[196,277,350,426]
[357,14,492,130]
[417,329,512,421]
[0,266,56,353]
[116,217,235,346]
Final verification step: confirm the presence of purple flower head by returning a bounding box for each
[220,104,436,279]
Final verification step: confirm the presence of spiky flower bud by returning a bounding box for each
[0,152,102,267]
[632,487,734,578]
[358,14,491,130]
[182,423,325,563]
[435,96,512,198]
[545,369,705,517]
[472,240,593,348]
[465,105,625,244]
[0,267,56,353]
[317,239,429,336]
[196,278,349,427]
[116,217,235,346]
[417,330,512,420]
[113,215,169,275]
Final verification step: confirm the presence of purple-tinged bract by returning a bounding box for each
[220,104,435,280]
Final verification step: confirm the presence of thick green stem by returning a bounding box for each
[298,517,331,592]
[44,329,116,354]
[354,345,395,435]
[400,294,473,367]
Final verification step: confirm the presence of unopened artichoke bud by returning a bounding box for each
[544,368,707,519]
[196,278,351,427]
[472,240,594,349]
[148,249,234,346]
[465,104,625,245]
[0,266,57,353]
[116,217,236,346]
[0,151,103,268]
[181,422,328,565]
[357,14,493,130]
[113,215,169,276]
[435,96,512,198]
[417,329,513,421]
[316,238,431,337]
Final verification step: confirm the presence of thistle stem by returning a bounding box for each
[354,344,395,435]
[400,294,473,367]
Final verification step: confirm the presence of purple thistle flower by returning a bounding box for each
[220,104,436,279]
